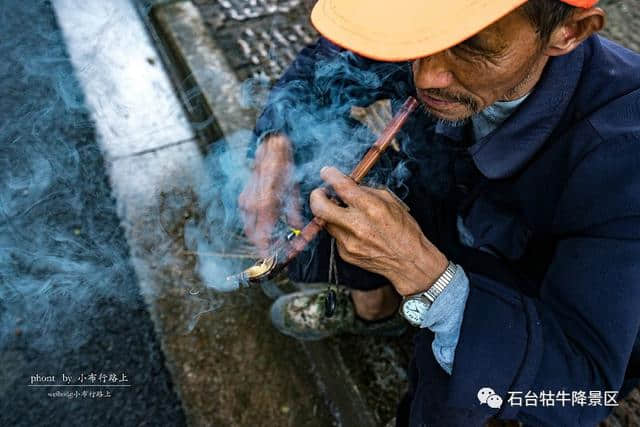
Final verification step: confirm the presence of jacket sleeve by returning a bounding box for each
[251,38,416,288]
[251,37,342,154]
[420,263,470,374]
[415,134,640,426]
[251,37,413,161]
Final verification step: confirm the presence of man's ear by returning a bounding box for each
[544,7,605,56]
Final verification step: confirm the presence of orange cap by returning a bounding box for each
[310,0,599,62]
[562,0,598,6]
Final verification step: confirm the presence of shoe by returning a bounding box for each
[269,285,407,341]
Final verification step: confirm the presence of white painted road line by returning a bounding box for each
[52,0,196,159]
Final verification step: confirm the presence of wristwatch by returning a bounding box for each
[399,261,458,327]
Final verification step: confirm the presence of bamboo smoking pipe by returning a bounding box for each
[227,96,419,286]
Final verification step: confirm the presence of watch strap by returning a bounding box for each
[423,261,457,303]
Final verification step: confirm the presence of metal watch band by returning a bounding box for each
[423,261,457,303]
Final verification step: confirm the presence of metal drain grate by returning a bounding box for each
[214,0,304,21]
[234,23,315,79]
[195,0,317,82]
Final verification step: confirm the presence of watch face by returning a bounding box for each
[401,298,430,326]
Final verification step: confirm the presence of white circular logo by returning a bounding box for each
[477,387,495,404]
[487,394,503,409]
[477,387,503,409]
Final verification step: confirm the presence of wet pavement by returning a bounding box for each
[0,1,185,426]
[2,1,639,427]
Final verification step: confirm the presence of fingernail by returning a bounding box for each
[320,166,328,174]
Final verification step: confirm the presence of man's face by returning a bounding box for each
[413,9,547,122]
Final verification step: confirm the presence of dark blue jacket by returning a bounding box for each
[254,35,640,426]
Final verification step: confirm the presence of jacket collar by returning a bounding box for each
[433,42,585,179]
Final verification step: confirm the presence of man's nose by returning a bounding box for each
[413,53,454,89]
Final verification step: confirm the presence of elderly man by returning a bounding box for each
[239,0,640,425]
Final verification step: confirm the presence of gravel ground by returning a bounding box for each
[600,0,640,52]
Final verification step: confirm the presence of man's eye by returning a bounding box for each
[452,43,485,58]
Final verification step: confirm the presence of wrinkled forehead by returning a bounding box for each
[472,7,537,48]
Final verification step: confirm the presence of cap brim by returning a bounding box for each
[311,0,528,62]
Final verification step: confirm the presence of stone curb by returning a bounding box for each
[152,1,257,148]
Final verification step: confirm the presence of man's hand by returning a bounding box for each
[238,134,303,255]
[310,166,448,296]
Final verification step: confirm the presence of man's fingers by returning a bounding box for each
[364,186,410,211]
[241,203,259,246]
[252,209,278,255]
[324,222,350,244]
[285,184,304,229]
[238,180,256,210]
[240,192,279,254]
[309,187,350,227]
[240,133,297,256]
[319,166,363,207]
